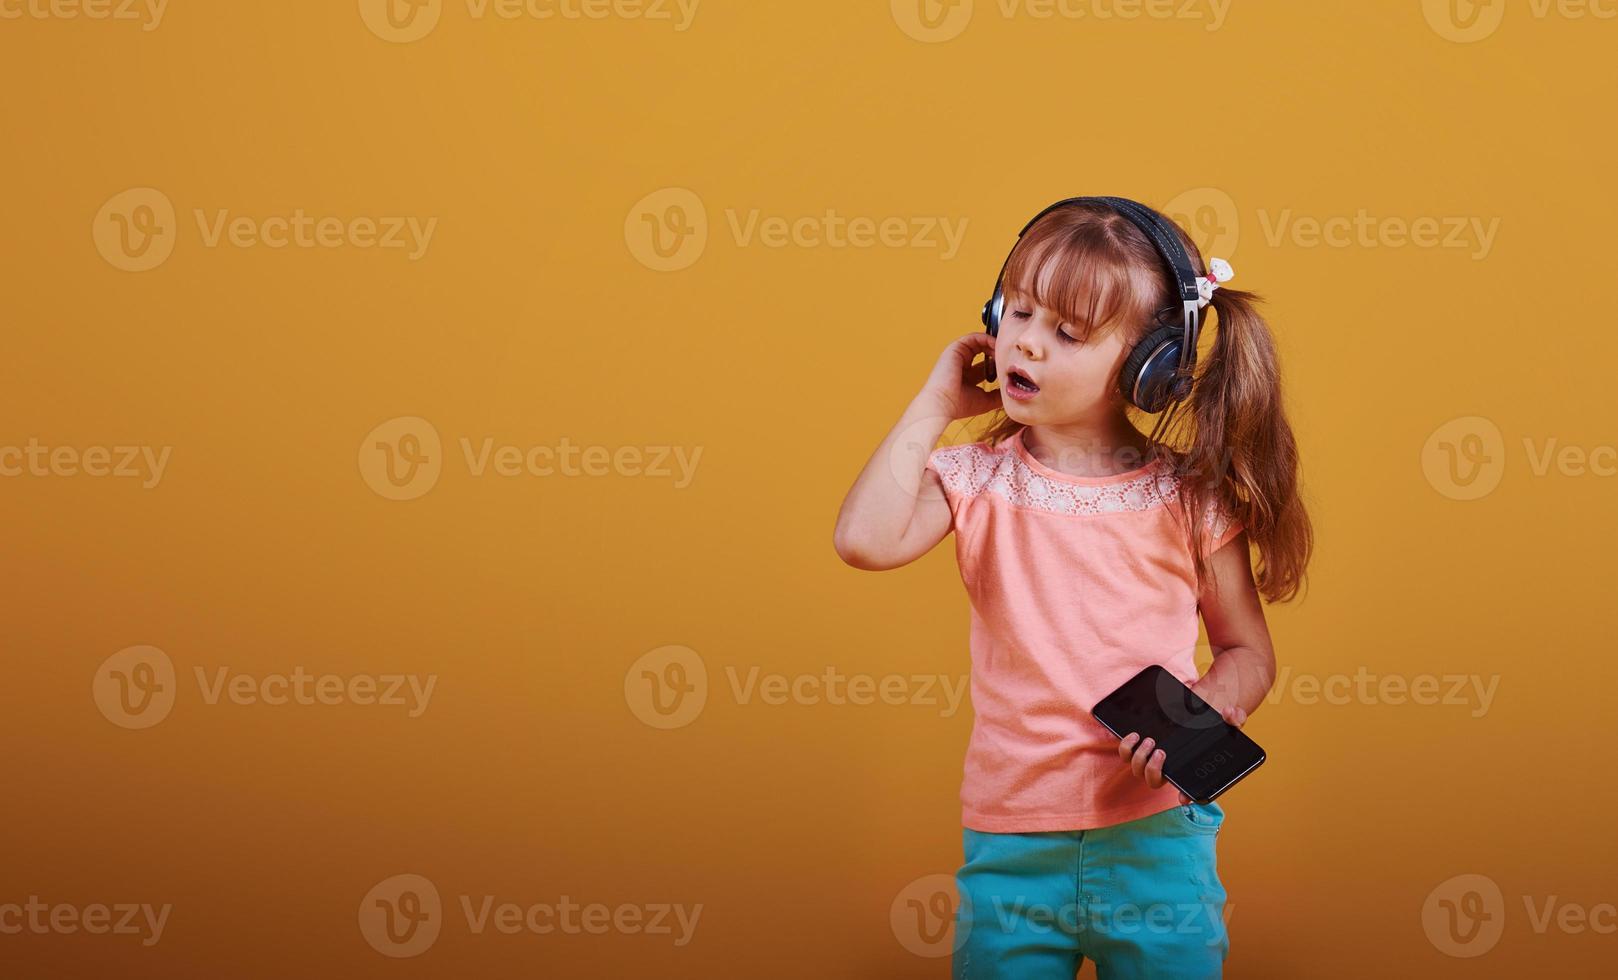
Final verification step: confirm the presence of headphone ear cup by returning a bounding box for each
[981,287,1004,384]
[1118,323,1186,413]
[977,287,1003,384]
[981,286,1004,336]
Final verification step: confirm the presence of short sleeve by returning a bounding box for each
[1202,501,1245,553]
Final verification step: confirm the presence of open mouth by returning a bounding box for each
[1007,369,1040,394]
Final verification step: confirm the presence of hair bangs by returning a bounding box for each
[1000,207,1165,344]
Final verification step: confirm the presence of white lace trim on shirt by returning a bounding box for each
[929,442,1238,540]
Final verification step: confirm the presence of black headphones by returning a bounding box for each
[981,196,1207,414]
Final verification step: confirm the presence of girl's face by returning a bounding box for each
[994,287,1138,425]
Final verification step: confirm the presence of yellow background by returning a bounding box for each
[4,0,1617,975]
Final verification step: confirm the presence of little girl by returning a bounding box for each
[835,198,1312,979]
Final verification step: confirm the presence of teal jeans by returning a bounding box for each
[952,802,1230,979]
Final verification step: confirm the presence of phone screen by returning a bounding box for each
[1091,665,1266,803]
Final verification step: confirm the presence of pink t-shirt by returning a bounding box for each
[926,427,1244,833]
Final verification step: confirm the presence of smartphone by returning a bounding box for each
[1091,665,1266,804]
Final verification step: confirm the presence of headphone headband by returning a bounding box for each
[1005,196,1201,305]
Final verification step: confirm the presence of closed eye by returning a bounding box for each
[1010,310,1081,344]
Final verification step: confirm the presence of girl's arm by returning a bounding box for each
[1120,532,1278,804]
[833,332,999,571]
[1192,532,1278,719]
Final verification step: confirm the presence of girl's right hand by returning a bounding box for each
[919,332,1001,421]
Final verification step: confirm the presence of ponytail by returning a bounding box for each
[1168,284,1313,603]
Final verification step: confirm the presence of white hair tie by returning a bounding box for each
[1196,257,1235,308]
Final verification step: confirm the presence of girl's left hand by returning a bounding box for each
[1117,703,1249,805]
